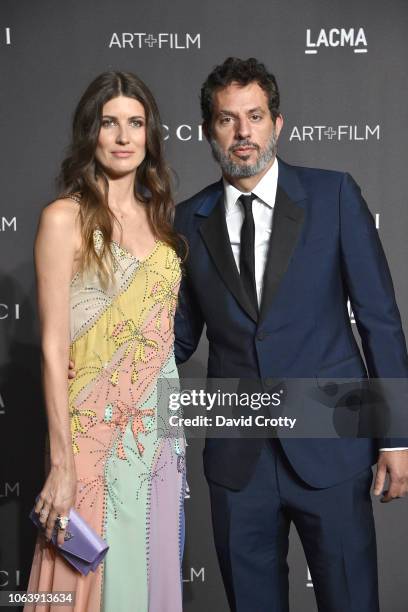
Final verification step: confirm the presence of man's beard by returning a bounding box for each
[209,129,278,178]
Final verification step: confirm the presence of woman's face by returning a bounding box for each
[95,95,147,178]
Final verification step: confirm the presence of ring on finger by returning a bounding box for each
[55,515,70,530]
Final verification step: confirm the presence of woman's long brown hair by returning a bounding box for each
[58,71,184,283]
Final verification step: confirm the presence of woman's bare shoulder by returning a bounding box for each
[39,196,81,233]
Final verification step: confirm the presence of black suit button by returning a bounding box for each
[257,331,266,341]
[264,377,274,388]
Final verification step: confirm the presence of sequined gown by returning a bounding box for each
[25,230,185,612]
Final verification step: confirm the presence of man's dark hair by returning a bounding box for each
[200,57,280,126]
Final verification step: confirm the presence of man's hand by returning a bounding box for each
[68,360,76,379]
[373,450,408,502]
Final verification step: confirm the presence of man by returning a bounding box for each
[174,57,408,611]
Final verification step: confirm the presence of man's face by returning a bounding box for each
[208,81,283,178]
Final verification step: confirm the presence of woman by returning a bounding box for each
[25,71,185,612]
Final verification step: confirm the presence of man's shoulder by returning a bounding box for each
[283,159,346,184]
[176,180,222,215]
[278,159,353,203]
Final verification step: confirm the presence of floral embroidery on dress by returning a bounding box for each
[150,279,179,330]
[70,406,98,454]
[105,399,155,459]
[110,319,159,383]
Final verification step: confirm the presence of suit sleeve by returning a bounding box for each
[339,172,408,448]
[174,270,205,365]
[173,205,205,365]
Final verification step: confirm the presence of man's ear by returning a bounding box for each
[274,114,284,139]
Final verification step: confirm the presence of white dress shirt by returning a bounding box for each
[223,159,406,452]
[224,158,278,305]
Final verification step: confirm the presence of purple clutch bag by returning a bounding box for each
[30,506,109,576]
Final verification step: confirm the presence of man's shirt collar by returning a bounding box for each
[223,158,279,216]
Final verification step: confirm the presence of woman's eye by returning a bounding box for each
[130,119,144,128]
[101,118,115,128]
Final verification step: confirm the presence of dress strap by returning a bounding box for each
[63,192,82,204]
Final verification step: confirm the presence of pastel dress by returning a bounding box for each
[25,229,186,612]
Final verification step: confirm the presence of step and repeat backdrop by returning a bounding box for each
[1,0,408,610]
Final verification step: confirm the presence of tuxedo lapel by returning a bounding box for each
[259,184,305,323]
[198,193,258,323]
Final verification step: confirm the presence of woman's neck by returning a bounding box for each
[101,172,140,215]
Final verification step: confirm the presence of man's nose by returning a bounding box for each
[236,117,251,140]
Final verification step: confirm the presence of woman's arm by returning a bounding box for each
[33,199,80,546]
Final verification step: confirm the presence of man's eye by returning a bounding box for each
[220,117,232,124]
[251,114,262,121]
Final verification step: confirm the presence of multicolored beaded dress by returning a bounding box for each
[25,227,185,612]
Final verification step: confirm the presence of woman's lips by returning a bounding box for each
[111,151,134,158]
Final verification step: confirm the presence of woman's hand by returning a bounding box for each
[34,461,77,547]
